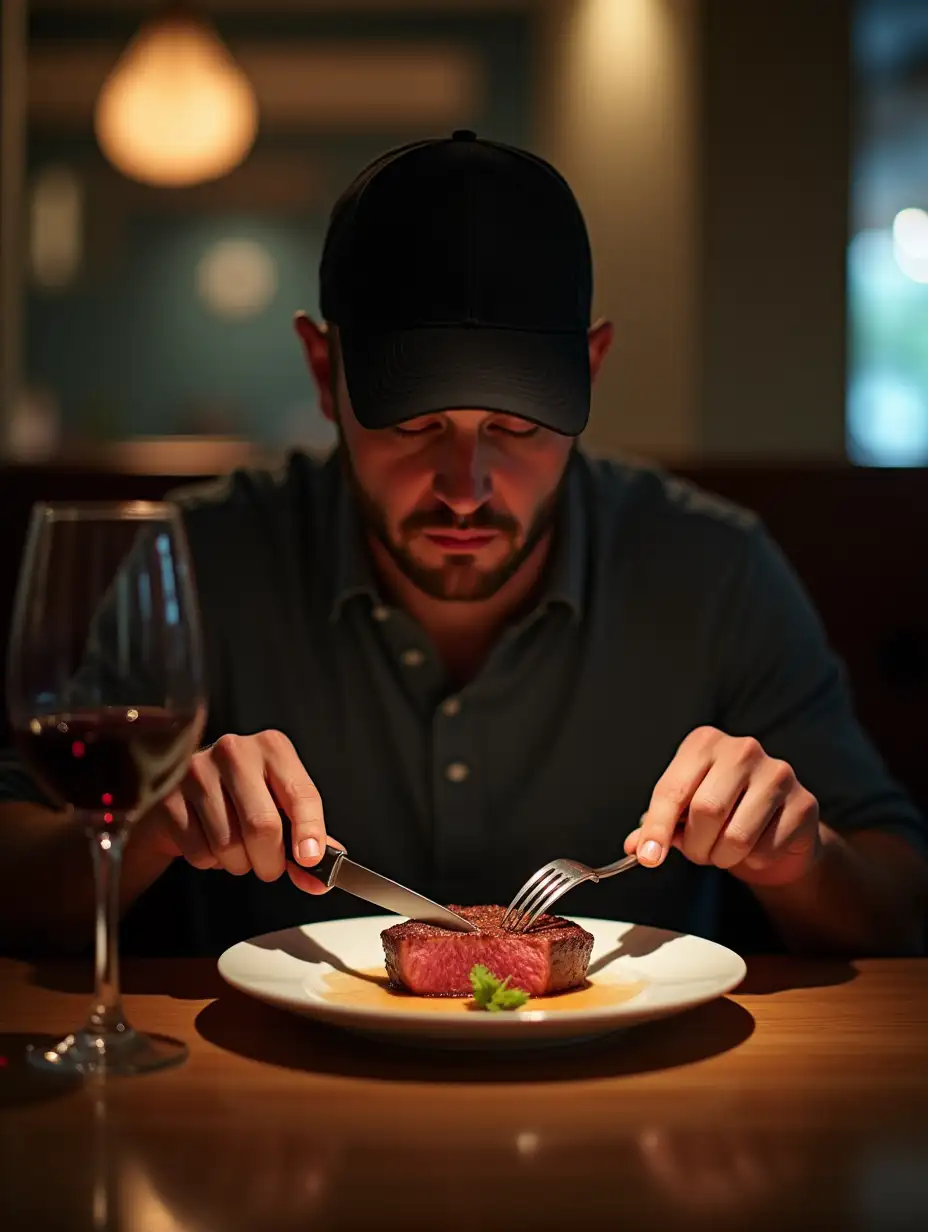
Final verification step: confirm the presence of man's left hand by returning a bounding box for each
[625,726,822,887]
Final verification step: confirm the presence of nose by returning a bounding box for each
[432,431,492,518]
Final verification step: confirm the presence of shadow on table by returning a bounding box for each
[0,1033,83,1110]
[28,960,227,1001]
[735,958,858,995]
[193,990,755,1085]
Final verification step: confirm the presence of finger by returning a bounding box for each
[737,789,819,869]
[260,730,327,869]
[678,738,763,864]
[286,838,346,895]
[213,734,286,883]
[158,792,219,870]
[638,728,722,866]
[185,753,251,875]
[708,759,794,869]
[287,861,331,895]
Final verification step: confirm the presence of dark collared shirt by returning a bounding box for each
[2,448,925,956]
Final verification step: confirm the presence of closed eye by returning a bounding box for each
[487,419,539,438]
[393,419,441,437]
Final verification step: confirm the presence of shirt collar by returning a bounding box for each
[328,447,587,624]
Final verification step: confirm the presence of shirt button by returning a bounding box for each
[371,605,390,622]
[445,761,470,783]
[441,696,461,717]
[401,648,425,668]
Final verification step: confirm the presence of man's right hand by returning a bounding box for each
[140,730,336,894]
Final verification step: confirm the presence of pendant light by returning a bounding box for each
[93,2,258,188]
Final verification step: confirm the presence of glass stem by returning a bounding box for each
[84,824,129,1037]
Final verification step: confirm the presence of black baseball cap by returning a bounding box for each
[319,129,593,436]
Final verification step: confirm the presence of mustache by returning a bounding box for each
[400,505,519,537]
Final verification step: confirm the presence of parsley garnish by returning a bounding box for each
[469,964,529,1012]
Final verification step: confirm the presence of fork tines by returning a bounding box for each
[502,862,574,933]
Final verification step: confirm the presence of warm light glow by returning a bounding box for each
[93,12,258,188]
[892,208,928,284]
[196,238,278,319]
[119,1158,190,1232]
[30,166,83,289]
[573,0,665,109]
[516,1130,541,1157]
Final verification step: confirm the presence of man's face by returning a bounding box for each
[331,351,576,603]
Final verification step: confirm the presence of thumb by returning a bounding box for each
[287,837,345,896]
[632,816,669,867]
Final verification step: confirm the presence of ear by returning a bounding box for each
[294,312,336,422]
[588,319,614,383]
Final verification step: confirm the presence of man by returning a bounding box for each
[1,130,926,958]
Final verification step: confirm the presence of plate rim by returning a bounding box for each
[216,915,747,1032]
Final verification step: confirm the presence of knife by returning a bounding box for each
[296,841,480,933]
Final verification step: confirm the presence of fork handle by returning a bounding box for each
[592,854,640,880]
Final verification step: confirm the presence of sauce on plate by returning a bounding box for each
[320,968,645,1013]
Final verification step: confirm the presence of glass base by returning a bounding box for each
[26,1026,188,1078]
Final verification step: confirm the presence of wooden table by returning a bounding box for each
[1,955,927,1231]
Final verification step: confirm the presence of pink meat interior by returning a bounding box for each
[381,905,594,997]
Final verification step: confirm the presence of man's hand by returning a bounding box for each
[625,726,821,887]
[138,729,339,894]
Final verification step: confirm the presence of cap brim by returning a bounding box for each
[338,326,590,435]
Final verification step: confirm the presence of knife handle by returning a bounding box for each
[280,809,345,886]
[313,843,345,888]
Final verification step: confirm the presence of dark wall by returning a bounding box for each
[698,0,851,459]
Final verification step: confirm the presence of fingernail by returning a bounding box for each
[298,837,320,863]
[640,840,662,864]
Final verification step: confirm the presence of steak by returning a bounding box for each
[381,905,594,997]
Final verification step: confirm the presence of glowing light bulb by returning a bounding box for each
[93,8,258,188]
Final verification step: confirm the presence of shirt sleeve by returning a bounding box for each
[710,522,928,859]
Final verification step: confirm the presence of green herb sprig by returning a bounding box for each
[469,964,529,1012]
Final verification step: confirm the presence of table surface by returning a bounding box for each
[1,954,927,1231]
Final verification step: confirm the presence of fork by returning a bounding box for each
[501,852,640,932]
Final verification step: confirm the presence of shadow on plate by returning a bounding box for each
[193,988,755,1084]
[0,1032,84,1109]
[248,929,384,984]
[735,958,858,995]
[587,924,677,975]
[250,921,677,981]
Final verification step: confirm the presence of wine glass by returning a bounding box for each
[6,501,206,1077]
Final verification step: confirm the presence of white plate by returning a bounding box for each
[217,916,747,1049]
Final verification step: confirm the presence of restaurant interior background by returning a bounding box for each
[1,0,927,806]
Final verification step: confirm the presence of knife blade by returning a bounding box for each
[305,843,480,933]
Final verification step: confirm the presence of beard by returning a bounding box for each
[338,441,572,602]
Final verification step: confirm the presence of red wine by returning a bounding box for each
[14,706,204,821]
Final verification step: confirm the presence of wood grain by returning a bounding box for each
[2,956,927,1230]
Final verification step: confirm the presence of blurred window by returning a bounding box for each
[849,0,928,465]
